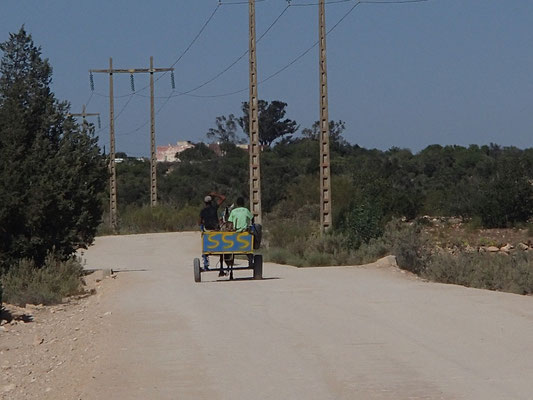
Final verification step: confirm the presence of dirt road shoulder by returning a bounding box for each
[0,270,115,400]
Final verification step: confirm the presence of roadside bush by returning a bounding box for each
[116,204,198,234]
[1,254,84,306]
[264,211,392,267]
[426,252,533,295]
[339,202,383,250]
[475,165,533,228]
[264,247,293,265]
[383,220,431,275]
[351,237,390,265]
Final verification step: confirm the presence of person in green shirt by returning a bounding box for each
[228,197,253,232]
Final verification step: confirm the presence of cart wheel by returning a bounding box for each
[194,258,201,283]
[253,254,263,280]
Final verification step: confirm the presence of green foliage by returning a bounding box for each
[339,202,384,250]
[351,237,390,265]
[0,27,107,270]
[426,252,533,295]
[1,254,84,306]
[383,220,431,275]
[475,159,533,228]
[158,144,248,208]
[464,216,483,232]
[301,120,347,146]
[115,204,198,234]
[178,143,217,162]
[114,137,533,233]
[206,115,244,144]
[238,100,299,147]
[116,159,150,206]
[263,205,392,268]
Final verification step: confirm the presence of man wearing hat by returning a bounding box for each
[199,192,226,270]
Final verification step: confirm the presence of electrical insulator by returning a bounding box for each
[97,115,101,130]
[130,74,135,92]
[89,72,94,91]
[170,71,176,90]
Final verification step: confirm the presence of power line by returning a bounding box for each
[168,1,362,99]
[114,93,136,122]
[292,0,426,5]
[137,2,291,100]
[115,91,175,137]
[220,0,268,4]
[84,91,94,108]
[176,0,429,98]
[290,0,354,6]
[90,2,222,99]
[116,2,292,135]
[111,0,430,134]
[89,0,268,101]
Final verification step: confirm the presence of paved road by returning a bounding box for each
[81,232,533,400]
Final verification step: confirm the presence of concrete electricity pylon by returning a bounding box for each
[90,58,118,230]
[68,104,100,134]
[249,0,262,224]
[90,58,173,229]
[319,0,332,233]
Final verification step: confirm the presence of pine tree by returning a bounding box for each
[0,27,107,270]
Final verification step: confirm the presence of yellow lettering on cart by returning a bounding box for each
[236,234,251,250]
[206,234,220,249]
[221,234,235,250]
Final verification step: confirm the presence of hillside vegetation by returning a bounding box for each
[107,139,533,295]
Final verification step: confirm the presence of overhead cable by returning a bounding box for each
[181,0,429,98]
[136,2,291,100]
[91,2,221,99]
[115,0,429,133]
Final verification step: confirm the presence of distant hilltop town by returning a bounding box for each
[155,141,248,162]
[156,141,195,162]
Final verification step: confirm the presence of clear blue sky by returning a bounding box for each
[1,0,532,156]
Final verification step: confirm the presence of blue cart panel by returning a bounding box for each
[202,231,254,254]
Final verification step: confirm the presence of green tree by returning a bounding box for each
[475,157,533,228]
[178,143,216,162]
[301,120,347,145]
[0,27,107,270]
[238,100,299,147]
[339,202,384,250]
[206,114,244,144]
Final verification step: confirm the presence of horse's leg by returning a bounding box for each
[218,255,225,277]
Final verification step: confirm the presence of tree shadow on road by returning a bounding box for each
[0,306,33,323]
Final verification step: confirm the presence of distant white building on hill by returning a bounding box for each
[156,141,195,162]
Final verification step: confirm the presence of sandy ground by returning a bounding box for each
[2,231,533,399]
[0,270,115,400]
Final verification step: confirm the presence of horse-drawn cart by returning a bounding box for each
[193,231,262,282]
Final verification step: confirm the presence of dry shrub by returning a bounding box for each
[1,254,84,306]
[426,252,533,295]
[383,220,431,274]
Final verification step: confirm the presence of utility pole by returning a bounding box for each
[249,0,262,224]
[319,0,332,233]
[68,104,100,134]
[90,58,118,230]
[90,58,173,216]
